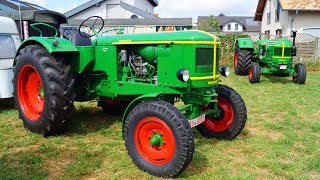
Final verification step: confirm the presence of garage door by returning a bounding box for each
[303,28,320,37]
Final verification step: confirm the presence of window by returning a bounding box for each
[228,24,231,30]
[276,29,282,37]
[275,0,281,22]
[267,12,271,25]
[0,35,16,59]
[235,24,238,30]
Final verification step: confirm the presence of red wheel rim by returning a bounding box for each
[234,50,239,69]
[134,117,175,165]
[249,67,253,80]
[202,97,234,132]
[18,65,44,121]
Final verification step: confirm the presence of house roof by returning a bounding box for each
[120,2,158,18]
[64,0,158,18]
[198,15,261,32]
[64,18,192,26]
[280,0,320,11]
[0,10,67,24]
[254,0,320,21]
[0,0,47,12]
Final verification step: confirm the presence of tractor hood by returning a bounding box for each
[96,30,220,46]
[257,38,292,47]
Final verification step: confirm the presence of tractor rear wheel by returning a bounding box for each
[234,45,252,76]
[293,63,306,84]
[124,101,194,178]
[196,85,247,139]
[249,62,260,84]
[13,45,76,136]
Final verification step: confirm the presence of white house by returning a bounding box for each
[254,0,320,37]
[198,14,261,34]
[64,0,158,20]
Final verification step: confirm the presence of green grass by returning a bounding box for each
[0,72,319,179]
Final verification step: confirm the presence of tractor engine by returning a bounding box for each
[119,48,157,82]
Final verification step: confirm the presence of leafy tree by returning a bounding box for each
[199,15,221,33]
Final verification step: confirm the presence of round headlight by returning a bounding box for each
[219,66,230,77]
[177,69,190,82]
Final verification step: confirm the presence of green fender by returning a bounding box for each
[16,37,78,56]
[237,38,254,49]
[121,93,161,138]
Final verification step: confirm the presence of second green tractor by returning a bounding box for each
[234,31,306,84]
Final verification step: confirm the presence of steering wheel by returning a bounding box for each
[79,16,104,38]
[259,33,276,40]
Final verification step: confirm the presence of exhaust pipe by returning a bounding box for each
[291,30,297,56]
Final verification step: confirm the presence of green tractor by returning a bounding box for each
[13,16,247,178]
[234,31,306,84]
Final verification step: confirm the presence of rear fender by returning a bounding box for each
[237,38,254,49]
[15,37,78,64]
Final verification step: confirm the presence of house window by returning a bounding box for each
[228,24,231,30]
[265,30,271,39]
[235,24,238,30]
[267,12,271,25]
[267,0,271,25]
[276,29,282,37]
[275,0,280,22]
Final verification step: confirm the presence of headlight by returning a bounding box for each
[219,66,230,77]
[177,69,190,82]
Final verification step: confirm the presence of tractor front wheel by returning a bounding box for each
[124,101,194,178]
[196,85,247,139]
[293,63,306,84]
[13,45,76,136]
[249,62,260,84]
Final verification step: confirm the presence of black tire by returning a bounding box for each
[249,62,260,84]
[13,45,76,136]
[293,63,306,84]
[196,85,247,139]
[97,100,129,115]
[234,44,252,76]
[124,100,194,178]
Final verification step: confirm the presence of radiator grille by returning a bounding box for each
[196,48,213,66]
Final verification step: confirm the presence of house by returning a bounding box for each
[63,0,193,34]
[254,0,320,37]
[0,0,46,12]
[198,13,261,34]
[65,0,159,20]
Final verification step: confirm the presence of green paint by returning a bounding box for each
[238,37,298,75]
[17,24,236,137]
[39,86,44,98]
[150,133,163,146]
[237,38,254,49]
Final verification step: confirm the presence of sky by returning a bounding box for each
[24,0,258,20]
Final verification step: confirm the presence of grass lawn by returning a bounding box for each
[0,71,319,179]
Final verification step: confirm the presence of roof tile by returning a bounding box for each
[280,0,320,10]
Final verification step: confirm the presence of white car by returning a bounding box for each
[0,16,21,99]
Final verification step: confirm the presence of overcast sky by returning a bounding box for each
[24,0,258,20]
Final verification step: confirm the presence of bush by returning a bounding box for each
[217,34,249,66]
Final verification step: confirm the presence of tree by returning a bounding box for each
[198,15,221,33]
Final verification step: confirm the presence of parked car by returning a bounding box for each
[0,16,21,99]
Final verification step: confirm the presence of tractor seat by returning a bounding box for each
[59,27,91,46]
